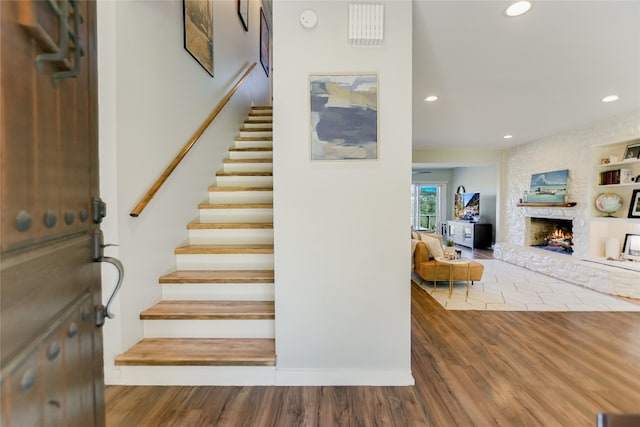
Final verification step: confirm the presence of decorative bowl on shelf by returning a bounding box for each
[595,193,623,217]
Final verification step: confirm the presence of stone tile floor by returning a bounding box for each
[413,259,640,311]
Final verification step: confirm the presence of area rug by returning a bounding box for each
[413,259,640,311]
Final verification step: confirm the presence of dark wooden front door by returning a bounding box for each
[1,1,105,425]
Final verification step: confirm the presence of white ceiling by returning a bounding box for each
[412,1,640,150]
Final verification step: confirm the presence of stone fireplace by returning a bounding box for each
[492,109,640,300]
[526,217,573,254]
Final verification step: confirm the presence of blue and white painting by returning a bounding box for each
[309,74,377,160]
[528,169,569,203]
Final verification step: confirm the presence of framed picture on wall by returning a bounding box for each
[183,0,214,76]
[622,233,640,261]
[527,169,568,203]
[623,143,640,161]
[628,189,640,218]
[309,73,378,160]
[237,0,248,31]
[259,8,269,77]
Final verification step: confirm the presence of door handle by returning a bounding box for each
[98,256,124,324]
[92,229,124,327]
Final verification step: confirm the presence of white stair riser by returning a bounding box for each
[244,122,272,129]
[229,150,272,160]
[223,162,273,173]
[143,319,274,339]
[215,176,273,187]
[188,228,274,244]
[234,139,272,149]
[247,114,272,121]
[176,253,274,270]
[118,366,276,386]
[199,209,273,223]
[208,190,273,204]
[240,130,272,138]
[161,283,275,301]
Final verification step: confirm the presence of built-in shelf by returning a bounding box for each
[596,183,640,188]
[590,139,640,267]
[517,202,577,207]
[596,159,640,168]
[591,216,640,223]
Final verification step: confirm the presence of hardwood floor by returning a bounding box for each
[105,269,640,426]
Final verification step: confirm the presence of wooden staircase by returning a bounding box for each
[115,106,276,385]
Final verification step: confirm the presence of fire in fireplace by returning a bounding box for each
[527,217,573,254]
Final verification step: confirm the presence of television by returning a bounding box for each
[454,192,480,222]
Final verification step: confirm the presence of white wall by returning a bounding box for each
[97,0,269,384]
[452,165,498,242]
[412,147,503,164]
[272,1,413,385]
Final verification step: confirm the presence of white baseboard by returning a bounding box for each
[275,368,415,386]
[103,366,122,385]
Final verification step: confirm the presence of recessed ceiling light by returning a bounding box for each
[601,95,619,103]
[505,1,532,17]
[504,135,513,139]
[424,95,439,102]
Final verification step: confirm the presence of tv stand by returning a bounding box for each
[448,220,492,249]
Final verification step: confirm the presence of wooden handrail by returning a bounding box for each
[130,62,257,217]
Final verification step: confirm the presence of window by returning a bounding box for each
[412,185,441,231]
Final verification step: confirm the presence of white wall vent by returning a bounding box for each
[348,4,384,46]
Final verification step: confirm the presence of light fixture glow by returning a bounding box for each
[504,135,513,139]
[424,95,439,102]
[506,1,532,17]
[601,95,619,103]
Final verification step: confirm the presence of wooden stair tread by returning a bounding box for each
[175,244,274,255]
[159,270,274,284]
[198,202,273,209]
[223,158,272,164]
[233,137,272,142]
[207,186,272,192]
[250,106,272,110]
[187,222,273,230]
[115,338,275,366]
[141,300,275,320]
[229,146,272,152]
[216,171,272,177]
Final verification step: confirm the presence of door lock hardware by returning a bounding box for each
[92,197,107,224]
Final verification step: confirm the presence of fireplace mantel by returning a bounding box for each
[517,202,577,207]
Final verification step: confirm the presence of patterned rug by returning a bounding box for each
[413,259,640,311]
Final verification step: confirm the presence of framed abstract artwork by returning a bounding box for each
[309,73,378,160]
[183,0,214,76]
[259,8,269,77]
